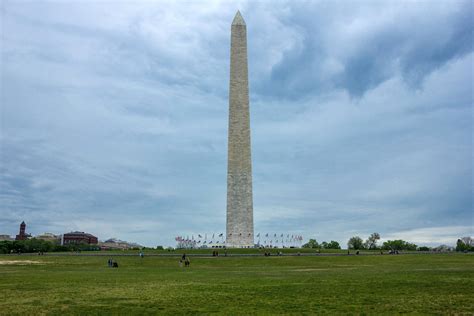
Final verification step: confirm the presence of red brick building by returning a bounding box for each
[15,221,31,240]
[62,231,98,245]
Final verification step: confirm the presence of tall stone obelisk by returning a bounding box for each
[226,11,254,248]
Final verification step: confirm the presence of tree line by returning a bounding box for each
[303,233,474,251]
[0,239,100,254]
[302,239,341,249]
[1,235,472,254]
[347,234,418,251]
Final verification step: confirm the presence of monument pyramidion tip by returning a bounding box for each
[232,11,246,26]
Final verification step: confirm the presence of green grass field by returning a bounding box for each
[1,253,473,315]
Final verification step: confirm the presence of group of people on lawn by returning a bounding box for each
[107,258,118,268]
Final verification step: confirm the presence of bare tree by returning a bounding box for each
[365,233,381,250]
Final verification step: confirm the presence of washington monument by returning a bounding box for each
[226,11,254,248]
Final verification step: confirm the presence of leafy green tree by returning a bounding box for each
[364,233,380,250]
[456,239,473,252]
[417,246,431,251]
[302,239,320,248]
[461,237,472,247]
[325,240,341,249]
[347,236,364,250]
[319,241,341,249]
[0,241,13,254]
[382,240,417,251]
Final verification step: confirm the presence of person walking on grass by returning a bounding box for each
[181,253,188,267]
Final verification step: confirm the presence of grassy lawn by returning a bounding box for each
[0,253,472,315]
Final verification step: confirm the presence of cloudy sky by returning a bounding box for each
[1,0,472,247]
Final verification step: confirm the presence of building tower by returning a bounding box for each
[226,11,254,248]
[15,221,27,241]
